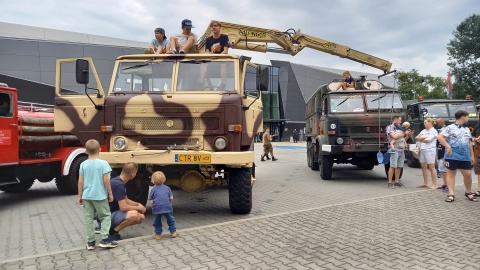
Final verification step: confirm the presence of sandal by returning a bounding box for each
[474,191,480,197]
[465,193,478,202]
[445,195,455,202]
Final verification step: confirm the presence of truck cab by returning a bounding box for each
[305,78,405,180]
[404,97,478,167]
[54,54,267,214]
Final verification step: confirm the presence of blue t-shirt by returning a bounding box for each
[79,159,111,200]
[148,184,173,214]
[151,38,170,51]
[109,176,126,212]
[440,123,472,161]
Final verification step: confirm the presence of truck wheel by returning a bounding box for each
[406,152,420,168]
[2,178,35,193]
[320,155,333,180]
[309,142,319,171]
[56,155,87,195]
[228,167,252,214]
[384,164,403,180]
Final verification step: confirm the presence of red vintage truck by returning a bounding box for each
[0,83,86,194]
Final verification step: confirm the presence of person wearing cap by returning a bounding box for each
[144,27,170,54]
[169,19,199,54]
[205,21,230,54]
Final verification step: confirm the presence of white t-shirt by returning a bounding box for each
[418,127,438,150]
[174,32,198,52]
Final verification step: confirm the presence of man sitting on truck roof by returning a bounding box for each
[169,19,199,54]
[108,162,146,241]
[144,27,171,54]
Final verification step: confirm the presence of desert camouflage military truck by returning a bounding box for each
[404,97,478,168]
[305,77,405,180]
[54,54,267,214]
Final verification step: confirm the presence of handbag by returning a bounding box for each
[412,143,421,159]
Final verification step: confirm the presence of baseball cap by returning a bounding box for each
[154,27,165,35]
[181,19,194,28]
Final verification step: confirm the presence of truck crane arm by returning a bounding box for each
[198,20,392,73]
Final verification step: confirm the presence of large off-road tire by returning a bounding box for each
[384,163,403,180]
[308,142,319,171]
[320,155,333,180]
[56,155,87,195]
[2,178,35,193]
[406,152,421,168]
[228,167,252,214]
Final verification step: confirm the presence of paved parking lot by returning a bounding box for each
[1,142,479,269]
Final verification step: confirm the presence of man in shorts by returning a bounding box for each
[437,110,477,202]
[109,162,146,240]
[386,115,413,188]
[260,127,277,161]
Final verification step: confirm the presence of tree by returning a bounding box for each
[447,14,480,100]
[396,70,448,101]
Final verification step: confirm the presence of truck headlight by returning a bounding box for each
[214,137,227,150]
[114,137,127,151]
[336,137,344,145]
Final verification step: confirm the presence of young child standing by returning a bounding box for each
[389,122,411,151]
[77,139,118,250]
[148,171,177,240]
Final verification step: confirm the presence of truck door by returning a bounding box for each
[54,58,106,144]
[241,62,263,145]
[0,87,18,165]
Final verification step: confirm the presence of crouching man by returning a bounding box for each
[109,162,146,240]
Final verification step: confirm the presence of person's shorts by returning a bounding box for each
[263,143,273,153]
[419,148,436,164]
[389,151,405,168]
[474,156,480,175]
[444,159,472,171]
[437,158,447,173]
[110,210,128,228]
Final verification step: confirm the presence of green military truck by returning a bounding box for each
[54,54,267,214]
[404,97,478,167]
[305,77,405,180]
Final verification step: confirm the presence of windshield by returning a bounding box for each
[329,94,365,113]
[177,61,234,91]
[449,102,477,117]
[420,104,448,118]
[365,93,403,110]
[113,61,174,92]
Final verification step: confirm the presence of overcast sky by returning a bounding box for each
[1,0,477,79]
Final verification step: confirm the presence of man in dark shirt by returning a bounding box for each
[109,162,146,240]
[205,21,230,54]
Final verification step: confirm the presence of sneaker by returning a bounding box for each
[86,241,95,250]
[171,231,178,238]
[272,157,278,161]
[94,226,101,234]
[261,157,265,162]
[109,232,122,241]
[266,156,271,160]
[387,183,394,188]
[394,182,403,187]
[143,48,155,54]
[99,239,118,248]
[169,49,177,54]
[154,234,162,240]
[179,49,186,54]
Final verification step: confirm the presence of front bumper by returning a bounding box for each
[99,150,254,166]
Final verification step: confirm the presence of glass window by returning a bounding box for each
[420,104,448,118]
[365,93,403,110]
[448,102,477,117]
[0,92,12,117]
[113,61,174,92]
[177,61,234,91]
[329,94,365,113]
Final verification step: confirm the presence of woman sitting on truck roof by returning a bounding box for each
[336,71,355,91]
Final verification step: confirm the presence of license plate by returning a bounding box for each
[175,154,211,163]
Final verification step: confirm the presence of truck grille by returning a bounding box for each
[141,138,200,149]
[122,117,219,131]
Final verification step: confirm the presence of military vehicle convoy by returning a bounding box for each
[404,97,478,167]
[305,77,405,180]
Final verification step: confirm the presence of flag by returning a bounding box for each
[446,71,453,90]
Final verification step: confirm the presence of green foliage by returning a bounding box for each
[396,70,448,101]
[447,14,480,100]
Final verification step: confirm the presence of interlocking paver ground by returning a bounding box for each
[1,142,479,269]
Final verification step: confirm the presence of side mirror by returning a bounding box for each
[258,66,269,91]
[76,59,89,85]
